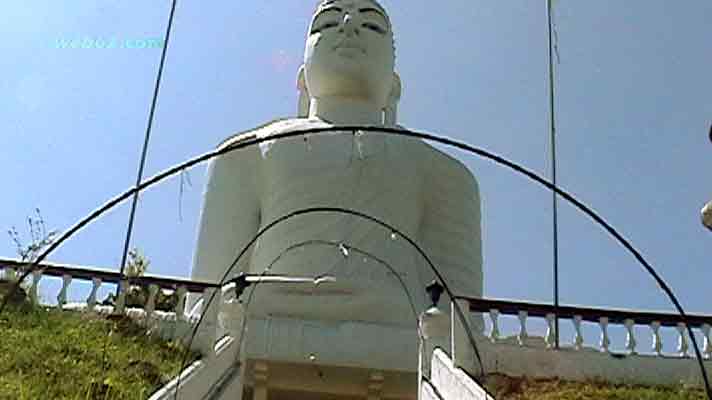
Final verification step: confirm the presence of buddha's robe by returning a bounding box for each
[190,119,482,328]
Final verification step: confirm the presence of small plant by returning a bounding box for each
[103,248,177,311]
[2,208,57,304]
[7,208,58,263]
[126,248,150,278]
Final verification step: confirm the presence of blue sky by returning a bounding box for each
[1,1,711,353]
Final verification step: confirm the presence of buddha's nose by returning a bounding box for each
[341,14,357,35]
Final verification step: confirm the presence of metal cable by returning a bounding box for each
[1,126,707,397]
[546,0,561,351]
[175,239,423,399]
[172,210,490,399]
[117,0,178,283]
[170,207,484,379]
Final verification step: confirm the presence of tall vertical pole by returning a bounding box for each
[117,0,178,289]
[546,0,560,349]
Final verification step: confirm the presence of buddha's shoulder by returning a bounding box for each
[401,128,477,183]
[217,118,331,150]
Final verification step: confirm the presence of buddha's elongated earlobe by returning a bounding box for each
[384,72,401,126]
[297,65,310,117]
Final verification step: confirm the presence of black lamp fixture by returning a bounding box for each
[425,280,444,308]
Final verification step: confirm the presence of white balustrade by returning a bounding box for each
[676,322,689,357]
[194,287,220,357]
[114,279,128,314]
[56,274,72,308]
[517,310,528,347]
[545,313,556,349]
[650,321,662,355]
[29,270,42,305]
[572,315,584,350]
[86,278,101,310]
[488,309,500,343]
[599,317,610,353]
[145,284,159,317]
[624,318,637,354]
[175,285,188,319]
[223,297,245,340]
[12,261,711,365]
[702,323,712,359]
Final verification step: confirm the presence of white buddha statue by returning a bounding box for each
[190,0,482,369]
[703,200,712,231]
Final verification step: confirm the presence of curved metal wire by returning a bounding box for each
[173,208,487,399]
[175,239,425,399]
[1,126,708,397]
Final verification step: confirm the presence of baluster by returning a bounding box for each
[545,313,556,349]
[599,317,610,353]
[224,295,245,340]
[114,279,128,314]
[572,315,584,350]
[702,323,712,359]
[368,371,384,400]
[194,287,220,357]
[29,270,42,305]
[676,322,689,357]
[488,309,500,343]
[517,311,528,346]
[174,286,188,320]
[86,277,101,310]
[253,361,269,400]
[624,318,637,355]
[56,274,72,309]
[5,267,16,281]
[650,321,662,355]
[145,284,159,318]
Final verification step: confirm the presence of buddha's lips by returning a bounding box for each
[334,40,365,54]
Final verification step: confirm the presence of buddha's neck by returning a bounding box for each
[309,96,383,125]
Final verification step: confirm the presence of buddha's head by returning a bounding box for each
[297,0,401,124]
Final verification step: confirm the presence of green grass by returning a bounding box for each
[483,374,706,399]
[0,286,706,400]
[0,300,197,400]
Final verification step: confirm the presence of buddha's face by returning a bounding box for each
[304,0,395,108]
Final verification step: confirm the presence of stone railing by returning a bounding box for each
[0,258,227,353]
[458,296,712,358]
[421,349,494,400]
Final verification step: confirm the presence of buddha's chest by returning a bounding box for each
[258,132,423,222]
[259,131,386,171]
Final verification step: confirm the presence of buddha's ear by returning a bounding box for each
[297,65,310,117]
[384,71,401,125]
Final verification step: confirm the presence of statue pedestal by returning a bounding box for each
[243,315,418,371]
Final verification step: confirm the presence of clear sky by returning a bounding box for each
[1,1,711,354]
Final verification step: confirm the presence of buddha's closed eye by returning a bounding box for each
[312,22,339,34]
[362,22,386,34]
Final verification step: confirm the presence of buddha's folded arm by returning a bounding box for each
[418,144,483,300]
[190,135,262,287]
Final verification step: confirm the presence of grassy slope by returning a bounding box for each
[0,291,705,399]
[484,374,706,400]
[0,301,195,400]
